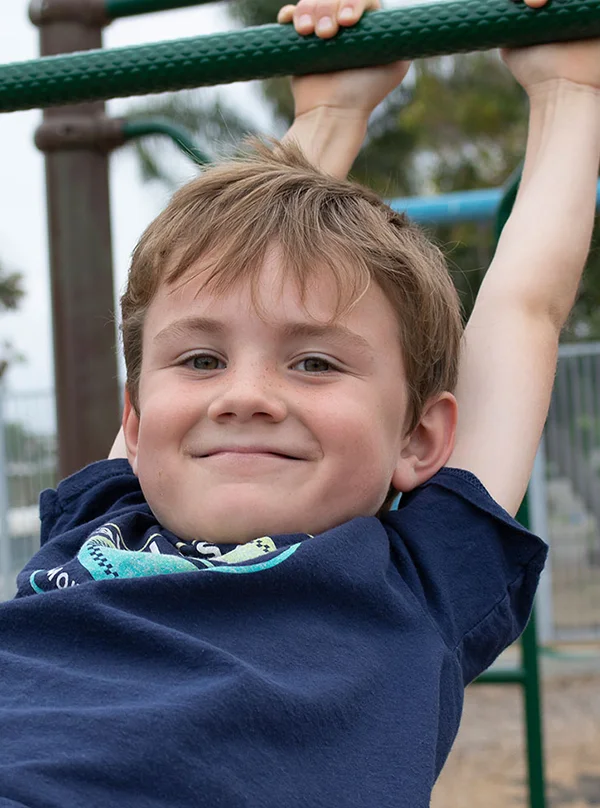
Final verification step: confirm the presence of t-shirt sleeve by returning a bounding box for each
[39,459,143,546]
[381,467,548,684]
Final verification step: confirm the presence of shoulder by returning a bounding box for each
[14,460,152,598]
[388,466,536,539]
[47,458,138,506]
[383,466,547,573]
[39,459,145,546]
[380,467,547,682]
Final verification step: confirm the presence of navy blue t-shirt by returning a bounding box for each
[0,460,546,808]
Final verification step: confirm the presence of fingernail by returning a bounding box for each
[298,14,312,29]
[316,16,334,34]
[339,7,354,21]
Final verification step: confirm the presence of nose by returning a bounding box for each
[206,364,288,423]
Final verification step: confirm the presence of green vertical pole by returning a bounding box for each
[522,609,546,808]
[516,498,546,808]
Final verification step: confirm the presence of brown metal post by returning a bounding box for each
[30,0,121,478]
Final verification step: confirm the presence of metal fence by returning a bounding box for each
[0,387,57,599]
[545,343,600,641]
[1,356,600,639]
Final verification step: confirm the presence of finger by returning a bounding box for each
[277,4,297,24]
[313,0,343,38]
[523,0,549,6]
[338,0,380,27]
[293,0,318,35]
[292,0,376,38]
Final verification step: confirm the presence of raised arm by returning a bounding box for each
[449,37,600,515]
[278,0,409,176]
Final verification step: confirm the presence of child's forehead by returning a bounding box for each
[161,245,372,324]
[143,250,402,355]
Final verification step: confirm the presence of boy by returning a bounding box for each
[1,1,599,806]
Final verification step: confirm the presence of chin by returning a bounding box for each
[183,493,301,543]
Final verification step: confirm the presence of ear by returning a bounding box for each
[392,392,458,493]
[122,388,140,475]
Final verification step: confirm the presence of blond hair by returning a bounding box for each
[121,140,463,434]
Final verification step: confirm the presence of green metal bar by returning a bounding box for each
[122,119,211,166]
[472,505,546,807]
[522,607,546,808]
[506,507,545,808]
[1,0,599,113]
[473,668,526,685]
[516,494,546,808]
[106,0,218,19]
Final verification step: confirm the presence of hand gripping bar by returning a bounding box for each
[1,0,598,113]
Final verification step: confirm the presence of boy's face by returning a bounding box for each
[124,248,416,544]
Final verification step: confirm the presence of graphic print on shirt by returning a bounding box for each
[25,520,303,595]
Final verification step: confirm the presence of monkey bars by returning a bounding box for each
[1,0,599,113]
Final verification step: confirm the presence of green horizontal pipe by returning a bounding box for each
[1,0,599,113]
[106,0,219,20]
[540,646,600,661]
[122,118,210,165]
[474,667,526,685]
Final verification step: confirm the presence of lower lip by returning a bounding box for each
[201,452,298,462]
[192,453,304,477]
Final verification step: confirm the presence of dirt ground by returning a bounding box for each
[432,665,600,807]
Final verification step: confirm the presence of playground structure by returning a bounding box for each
[1,1,600,807]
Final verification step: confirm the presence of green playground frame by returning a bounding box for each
[2,0,600,112]
[4,1,598,805]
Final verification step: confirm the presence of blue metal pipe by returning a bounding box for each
[390,182,600,225]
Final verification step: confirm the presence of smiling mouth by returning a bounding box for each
[198,451,302,461]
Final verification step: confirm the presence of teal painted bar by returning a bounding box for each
[390,181,600,225]
[1,0,599,112]
[474,668,526,685]
[122,119,211,165]
[106,0,218,19]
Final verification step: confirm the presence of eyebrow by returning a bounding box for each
[154,316,226,346]
[153,316,374,356]
[280,322,374,356]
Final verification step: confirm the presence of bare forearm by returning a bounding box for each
[282,107,368,178]
[477,80,600,327]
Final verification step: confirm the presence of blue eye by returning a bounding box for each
[296,357,334,373]
[188,355,224,371]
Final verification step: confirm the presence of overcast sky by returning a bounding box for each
[0,0,417,427]
[0,0,255,400]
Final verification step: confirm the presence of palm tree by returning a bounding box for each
[0,260,25,376]
[0,262,24,314]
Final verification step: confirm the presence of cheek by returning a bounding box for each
[319,398,397,485]
[138,379,201,447]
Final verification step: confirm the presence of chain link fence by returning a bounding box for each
[546,344,600,641]
[0,388,57,599]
